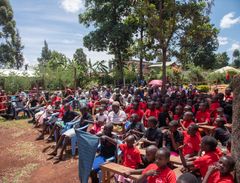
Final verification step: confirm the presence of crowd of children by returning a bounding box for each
[2,84,236,183]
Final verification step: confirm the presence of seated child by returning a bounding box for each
[124,145,159,178]
[90,106,107,134]
[173,105,183,121]
[158,104,171,128]
[162,120,183,155]
[125,114,145,138]
[179,136,220,183]
[180,112,195,131]
[119,135,142,169]
[138,148,176,183]
[213,118,231,147]
[144,101,159,127]
[177,173,198,183]
[117,135,142,182]
[202,155,235,183]
[195,102,210,125]
[141,116,163,148]
[90,123,117,183]
[181,124,201,158]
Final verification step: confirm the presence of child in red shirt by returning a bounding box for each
[139,148,176,183]
[179,136,220,183]
[144,101,159,127]
[128,101,144,122]
[182,124,201,158]
[203,155,235,183]
[180,112,195,131]
[119,135,142,169]
[173,105,183,121]
[118,135,142,182]
[195,103,210,125]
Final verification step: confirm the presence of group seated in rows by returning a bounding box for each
[6,85,235,183]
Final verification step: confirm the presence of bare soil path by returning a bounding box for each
[0,119,79,183]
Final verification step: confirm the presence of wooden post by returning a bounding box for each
[231,75,240,183]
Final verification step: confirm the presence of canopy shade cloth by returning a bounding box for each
[148,79,162,86]
[212,66,240,74]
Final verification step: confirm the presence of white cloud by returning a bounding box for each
[60,0,84,13]
[218,36,228,45]
[220,12,240,29]
[229,43,240,51]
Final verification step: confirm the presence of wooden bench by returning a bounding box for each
[101,162,140,183]
[101,162,183,183]
[139,149,182,165]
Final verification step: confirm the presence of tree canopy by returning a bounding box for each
[0,0,24,69]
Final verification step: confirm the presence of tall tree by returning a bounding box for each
[73,48,87,66]
[232,49,240,68]
[136,0,217,92]
[79,0,134,85]
[213,52,229,69]
[0,0,24,68]
[37,40,51,66]
[12,29,24,69]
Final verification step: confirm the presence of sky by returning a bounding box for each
[9,0,240,66]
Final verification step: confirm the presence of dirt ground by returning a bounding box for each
[0,118,79,183]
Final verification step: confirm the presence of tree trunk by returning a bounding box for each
[139,27,144,82]
[231,75,240,183]
[116,51,124,86]
[73,67,77,91]
[161,47,167,94]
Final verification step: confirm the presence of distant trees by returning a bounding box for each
[233,49,240,68]
[0,0,24,69]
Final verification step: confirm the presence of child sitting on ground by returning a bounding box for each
[180,112,195,131]
[125,114,145,139]
[213,117,231,147]
[137,148,176,183]
[162,120,183,155]
[181,124,201,159]
[141,116,163,148]
[179,136,220,183]
[202,155,235,183]
[90,106,107,134]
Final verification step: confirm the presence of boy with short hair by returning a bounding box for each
[213,118,231,146]
[162,120,183,154]
[90,106,107,134]
[137,148,176,183]
[180,112,195,131]
[202,155,235,183]
[141,116,163,148]
[179,136,220,183]
[181,124,201,158]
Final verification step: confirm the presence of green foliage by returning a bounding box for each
[0,0,24,69]
[185,63,206,84]
[73,48,87,68]
[207,72,225,84]
[214,52,229,69]
[0,74,36,94]
[79,0,135,84]
[232,49,240,68]
[37,40,51,66]
[196,85,210,93]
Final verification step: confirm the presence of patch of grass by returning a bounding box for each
[7,141,42,161]
[1,163,38,183]
[0,119,30,129]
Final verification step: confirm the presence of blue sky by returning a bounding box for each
[9,0,240,66]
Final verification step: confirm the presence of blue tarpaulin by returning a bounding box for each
[75,129,99,183]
